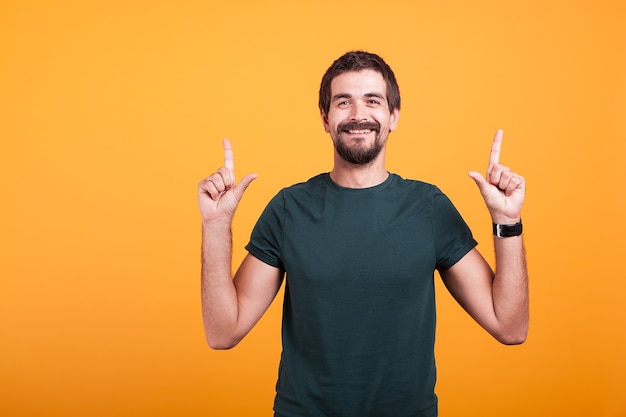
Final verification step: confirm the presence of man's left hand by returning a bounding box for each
[468,129,525,224]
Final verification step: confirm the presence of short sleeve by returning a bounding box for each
[431,189,477,270]
[245,191,285,270]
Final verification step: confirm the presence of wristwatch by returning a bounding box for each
[493,220,523,238]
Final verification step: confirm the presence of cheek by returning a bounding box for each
[327,117,342,133]
[379,117,395,132]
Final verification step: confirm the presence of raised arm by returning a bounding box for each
[198,139,283,350]
[440,130,528,345]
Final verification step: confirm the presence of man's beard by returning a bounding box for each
[333,121,385,165]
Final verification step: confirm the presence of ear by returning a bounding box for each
[320,109,330,133]
[389,109,400,131]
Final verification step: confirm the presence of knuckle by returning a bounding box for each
[217,167,232,183]
[205,173,219,183]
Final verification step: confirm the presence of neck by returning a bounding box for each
[329,150,388,188]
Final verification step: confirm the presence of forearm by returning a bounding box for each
[492,234,528,344]
[201,219,239,349]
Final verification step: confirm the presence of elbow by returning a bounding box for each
[205,331,242,350]
[207,340,236,350]
[498,332,527,345]
[495,326,528,345]
[203,319,243,350]
[492,310,529,345]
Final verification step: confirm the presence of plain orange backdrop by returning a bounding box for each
[1,0,625,416]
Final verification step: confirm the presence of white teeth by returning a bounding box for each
[348,129,371,134]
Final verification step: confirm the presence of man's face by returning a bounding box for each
[322,69,399,165]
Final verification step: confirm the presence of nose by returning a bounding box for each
[349,100,367,121]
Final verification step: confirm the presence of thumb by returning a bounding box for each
[233,173,258,201]
[468,171,490,196]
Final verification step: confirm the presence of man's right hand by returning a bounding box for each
[198,139,257,222]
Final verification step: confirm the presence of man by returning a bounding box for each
[198,51,528,417]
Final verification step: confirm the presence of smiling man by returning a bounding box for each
[198,51,528,417]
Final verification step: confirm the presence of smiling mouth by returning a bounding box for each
[339,121,380,135]
[346,129,373,134]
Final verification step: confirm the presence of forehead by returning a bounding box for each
[330,69,387,96]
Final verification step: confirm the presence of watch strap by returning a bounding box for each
[493,220,523,238]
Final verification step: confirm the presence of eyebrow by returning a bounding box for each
[331,92,386,102]
[331,93,352,102]
[364,93,385,100]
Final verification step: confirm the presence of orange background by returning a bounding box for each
[1,0,625,416]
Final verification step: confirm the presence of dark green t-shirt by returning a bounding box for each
[246,173,477,417]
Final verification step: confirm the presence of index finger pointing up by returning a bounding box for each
[223,138,234,172]
[489,129,504,167]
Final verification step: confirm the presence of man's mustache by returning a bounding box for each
[337,121,381,132]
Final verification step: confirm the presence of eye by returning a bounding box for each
[367,99,381,105]
[338,101,350,107]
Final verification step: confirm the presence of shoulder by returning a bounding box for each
[278,173,330,197]
[387,173,442,198]
[385,175,466,220]
[260,174,330,213]
[285,173,328,190]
